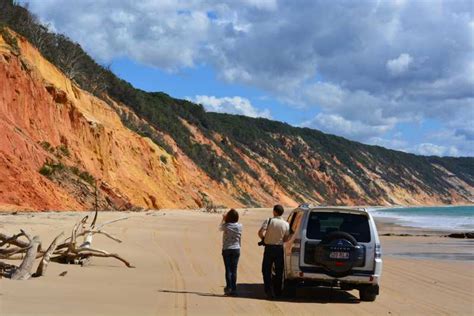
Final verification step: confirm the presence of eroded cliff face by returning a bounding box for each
[0,31,262,210]
[0,30,472,211]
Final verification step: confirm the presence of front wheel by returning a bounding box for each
[359,285,378,301]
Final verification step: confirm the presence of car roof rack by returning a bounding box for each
[297,203,369,213]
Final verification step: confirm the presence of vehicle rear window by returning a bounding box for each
[306,212,371,242]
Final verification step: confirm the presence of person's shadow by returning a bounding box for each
[158,283,360,304]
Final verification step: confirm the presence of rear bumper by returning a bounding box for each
[287,259,382,285]
[287,272,380,285]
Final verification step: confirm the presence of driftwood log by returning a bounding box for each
[10,231,41,280]
[34,232,64,277]
[0,209,133,280]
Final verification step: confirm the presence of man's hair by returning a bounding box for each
[273,204,284,216]
[225,209,239,223]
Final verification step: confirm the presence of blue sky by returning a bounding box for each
[110,58,320,125]
[24,0,473,156]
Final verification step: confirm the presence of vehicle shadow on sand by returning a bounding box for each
[158,284,360,304]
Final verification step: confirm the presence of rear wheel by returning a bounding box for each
[359,285,378,302]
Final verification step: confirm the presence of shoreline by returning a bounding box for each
[367,203,474,210]
[370,205,474,232]
[373,215,455,235]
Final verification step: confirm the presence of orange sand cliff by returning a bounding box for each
[0,31,299,210]
[0,30,472,211]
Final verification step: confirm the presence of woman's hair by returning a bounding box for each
[225,209,239,223]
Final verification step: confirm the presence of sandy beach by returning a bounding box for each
[0,208,473,315]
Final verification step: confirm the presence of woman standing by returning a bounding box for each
[220,209,242,296]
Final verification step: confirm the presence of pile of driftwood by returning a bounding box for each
[0,210,134,280]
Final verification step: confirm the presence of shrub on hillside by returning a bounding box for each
[38,160,65,178]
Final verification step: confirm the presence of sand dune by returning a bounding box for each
[1,209,473,315]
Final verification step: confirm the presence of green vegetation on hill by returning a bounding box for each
[1,0,472,205]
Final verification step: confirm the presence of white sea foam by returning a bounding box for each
[371,206,474,231]
[373,213,474,231]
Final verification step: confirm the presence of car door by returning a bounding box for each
[284,211,296,267]
[284,211,303,275]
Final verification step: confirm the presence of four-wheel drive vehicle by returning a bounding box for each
[283,205,382,301]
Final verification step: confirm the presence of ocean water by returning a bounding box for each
[371,205,474,231]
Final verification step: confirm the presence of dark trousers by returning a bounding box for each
[262,245,284,296]
[222,249,240,291]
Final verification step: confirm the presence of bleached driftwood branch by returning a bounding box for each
[0,209,134,280]
[10,231,41,280]
[34,232,64,277]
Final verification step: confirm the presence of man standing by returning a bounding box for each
[258,204,290,299]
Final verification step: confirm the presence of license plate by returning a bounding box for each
[330,251,349,259]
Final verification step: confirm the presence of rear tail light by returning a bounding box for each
[291,238,301,253]
[375,243,382,259]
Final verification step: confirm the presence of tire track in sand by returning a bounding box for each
[152,231,188,316]
[383,264,463,314]
[183,228,205,277]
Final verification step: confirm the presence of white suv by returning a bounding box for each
[283,205,382,301]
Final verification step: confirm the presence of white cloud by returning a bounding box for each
[190,95,271,118]
[303,82,401,134]
[368,137,409,152]
[302,113,393,141]
[26,1,211,70]
[241,0,277,11]
[386,53,413,76]
[304,82,345,108]
[23,0,474,156]
[422,127,474,157]
[413,143,460,157]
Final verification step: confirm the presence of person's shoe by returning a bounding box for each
[228,289,237,296]
[224,287,231,295]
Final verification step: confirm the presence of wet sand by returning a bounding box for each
[1,209,473,315]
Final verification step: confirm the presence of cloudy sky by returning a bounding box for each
[24,0,473,156]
